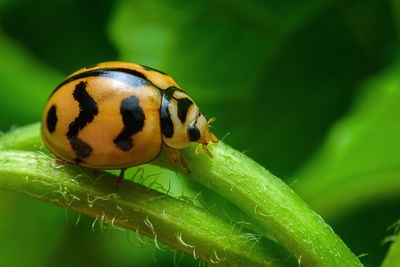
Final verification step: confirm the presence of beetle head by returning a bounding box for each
[187,111,218,158]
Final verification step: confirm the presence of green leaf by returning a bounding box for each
[109,0,338,76]
[108,0,339,107]
[0,25,67,267]
[0,29,62,130]
[0,189,68,267]
[382,231,400,267]
[107,0,386,177]
[1,123,361,266]
[294,62,400,219]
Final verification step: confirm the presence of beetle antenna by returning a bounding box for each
[208,118,216,127]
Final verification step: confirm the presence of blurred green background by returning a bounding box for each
[1,0,400,266]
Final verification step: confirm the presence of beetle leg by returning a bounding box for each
[51,157,68,169]
[195,143,200,154]
[115,168,126,189]
[210,132,218,144]
[202,144,213,158]
[163,143,191,174]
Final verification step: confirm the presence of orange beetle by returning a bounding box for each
[41,62,218,185]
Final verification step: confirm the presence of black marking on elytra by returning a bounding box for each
[50,68,157,98]
[177,97,193,123]
[140,64,167,75]
[46,105,58,133]
[160,95,174,138]
[114,96,145,151]
[67,81,98,162]
[189,125,200,142]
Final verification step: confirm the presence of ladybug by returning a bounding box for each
[41,62,218,185]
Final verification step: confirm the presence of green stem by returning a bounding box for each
[0,149,291,266]
[1,123,361,266]
[382,232,400,267]
[152,142,362,266]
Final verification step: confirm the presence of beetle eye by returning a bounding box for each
[188,125,200,142]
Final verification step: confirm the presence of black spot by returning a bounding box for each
[50,68,156,98]
[67,81,98,162]
[177,97,193,123]
[140,64,167,75]
[114,96,145,151]
[189,125,200,142]
[160,95,174,138]
[46,105,58,133]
